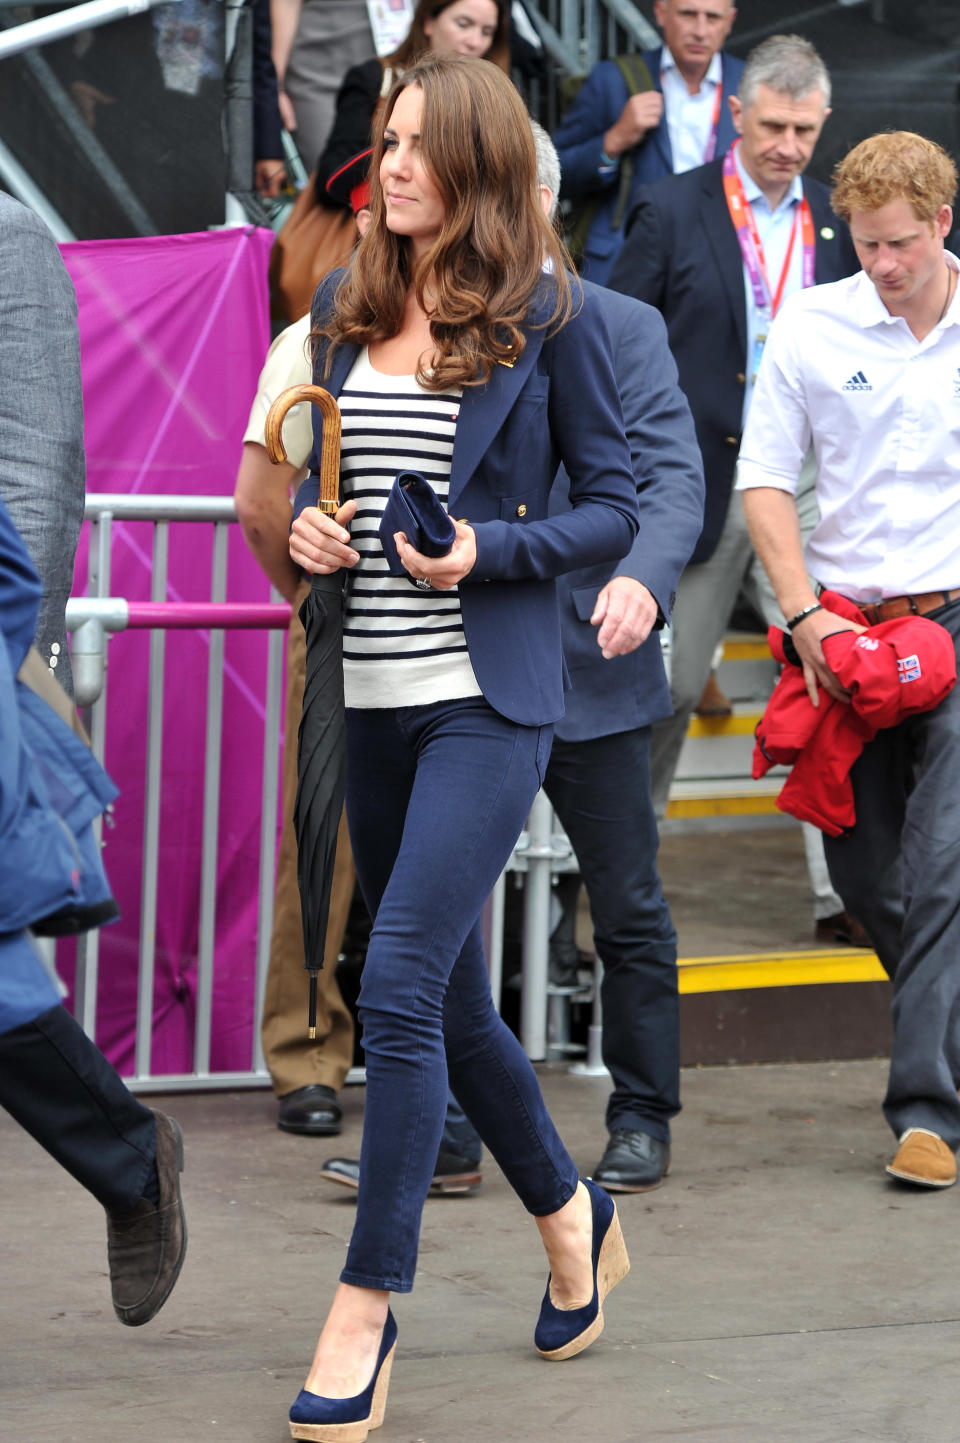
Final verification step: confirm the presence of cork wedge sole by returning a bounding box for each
[289,1341,396,1442]
[537,1204,630,1361]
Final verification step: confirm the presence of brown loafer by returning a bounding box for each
[106,1110,187,1325]
[885,1128,957,1188]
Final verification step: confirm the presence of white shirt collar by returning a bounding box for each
[660,45,723,90]
[855,248,960,330]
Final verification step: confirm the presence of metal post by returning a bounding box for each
[135,521,169,1079]
[74,511,113,1039]
[569,953,609,1078]
[483,875,506,1015]
[194,522,228,1077]
[252,606,284,1074]
[520,789,554,1060]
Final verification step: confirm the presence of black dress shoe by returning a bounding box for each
[277,1084,342,1136]
[321,1149,483,1194]
[106,1110,187,1326]
[592,1129,670,1193]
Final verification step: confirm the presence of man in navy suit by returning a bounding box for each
[608,34,859,827]
[554,0,742,283]
[532,124,705,1191]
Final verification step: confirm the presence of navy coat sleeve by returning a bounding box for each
[602,291,704,617]
[553,60,635,201]
[551,286,704,740]
[467,286,639,583]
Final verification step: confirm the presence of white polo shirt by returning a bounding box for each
[736,251,960,602]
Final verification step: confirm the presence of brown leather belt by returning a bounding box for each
[841,588,960,627]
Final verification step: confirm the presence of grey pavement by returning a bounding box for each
[4,1059,960,1443]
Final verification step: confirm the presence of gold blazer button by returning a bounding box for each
[516,504,528,517]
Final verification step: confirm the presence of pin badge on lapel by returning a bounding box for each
[820,227,835,240]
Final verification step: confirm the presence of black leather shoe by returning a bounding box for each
[106,1110,187,1326]
[277,1084,342,1136]
[592,1129,670,1193]
[321,1150,483,1194]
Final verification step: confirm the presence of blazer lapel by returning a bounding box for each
[700,161,747,357]
[448,327,546,508]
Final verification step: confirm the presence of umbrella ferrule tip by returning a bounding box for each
[308,1026,317,1040]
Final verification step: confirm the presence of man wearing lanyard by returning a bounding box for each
[738,132,960,1190]
[608,35,858,844]
[553,1,742,284]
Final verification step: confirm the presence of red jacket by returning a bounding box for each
[753,590,957,836]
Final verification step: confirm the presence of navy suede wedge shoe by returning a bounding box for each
[289,1309,398,1442]
[534,1177,630,1361]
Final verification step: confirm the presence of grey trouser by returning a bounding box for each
[650,459,842,917]
[824,598,960,1149]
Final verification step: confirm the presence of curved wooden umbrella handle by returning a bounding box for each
[264,383,342,515]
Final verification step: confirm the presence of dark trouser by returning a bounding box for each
[824,599,960,1149]
[342,698,579,1293]
[544,727,680,1143]
[0,1002,156,1212]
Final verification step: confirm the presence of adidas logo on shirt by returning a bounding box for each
[842,370,872,391]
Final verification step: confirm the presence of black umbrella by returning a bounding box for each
[265,384,343,1037]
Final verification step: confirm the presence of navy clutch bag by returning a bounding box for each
[379,471,456,578]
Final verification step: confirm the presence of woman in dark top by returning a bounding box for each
[287,55,636,1443]
[316,0,509,204]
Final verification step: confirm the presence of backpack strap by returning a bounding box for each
[609,52,656,233]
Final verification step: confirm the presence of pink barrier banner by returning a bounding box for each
[62,227,280,1078]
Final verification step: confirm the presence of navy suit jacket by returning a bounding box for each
[295,272,640,728]
[551,283,704,741]
[553,45,744,284]
[608,158,859,564]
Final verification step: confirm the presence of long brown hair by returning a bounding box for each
[318,55,575,392]
[390,0,510,73]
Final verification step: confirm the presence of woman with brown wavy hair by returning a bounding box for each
[286,55,636,1441]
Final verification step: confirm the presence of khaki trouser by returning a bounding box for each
[260,581,355,1096]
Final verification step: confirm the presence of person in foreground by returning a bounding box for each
[738,131,960,1190]
[286,54,638,1441]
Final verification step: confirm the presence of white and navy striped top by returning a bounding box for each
[339,348,482,709]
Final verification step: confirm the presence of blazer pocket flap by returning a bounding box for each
[571,584,600,623]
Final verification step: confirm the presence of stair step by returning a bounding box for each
[686,711,760,739]
[678,947,885,993]
[666,778,781,819]
[720,634,770,662]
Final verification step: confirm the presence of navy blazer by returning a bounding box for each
[553,45,744,284]
[295,273,640,728]
[608,158,859,564]
[551,283,704,741]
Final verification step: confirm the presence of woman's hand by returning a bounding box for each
[289,499,359,574]
[394,521,477,591]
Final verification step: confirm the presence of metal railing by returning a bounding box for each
[67,493,596,1091]
[523,0,658,129]
[71,494,288,1091]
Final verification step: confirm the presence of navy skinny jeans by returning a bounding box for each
[341,697,580,1292]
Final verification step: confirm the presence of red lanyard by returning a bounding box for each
[722,141,815,315]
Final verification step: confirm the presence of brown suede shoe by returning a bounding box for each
[885,1128,957,1188]
[694,671,733,717]
[106,1110,187,1325]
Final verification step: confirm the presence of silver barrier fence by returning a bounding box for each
[66,494,603,1092]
